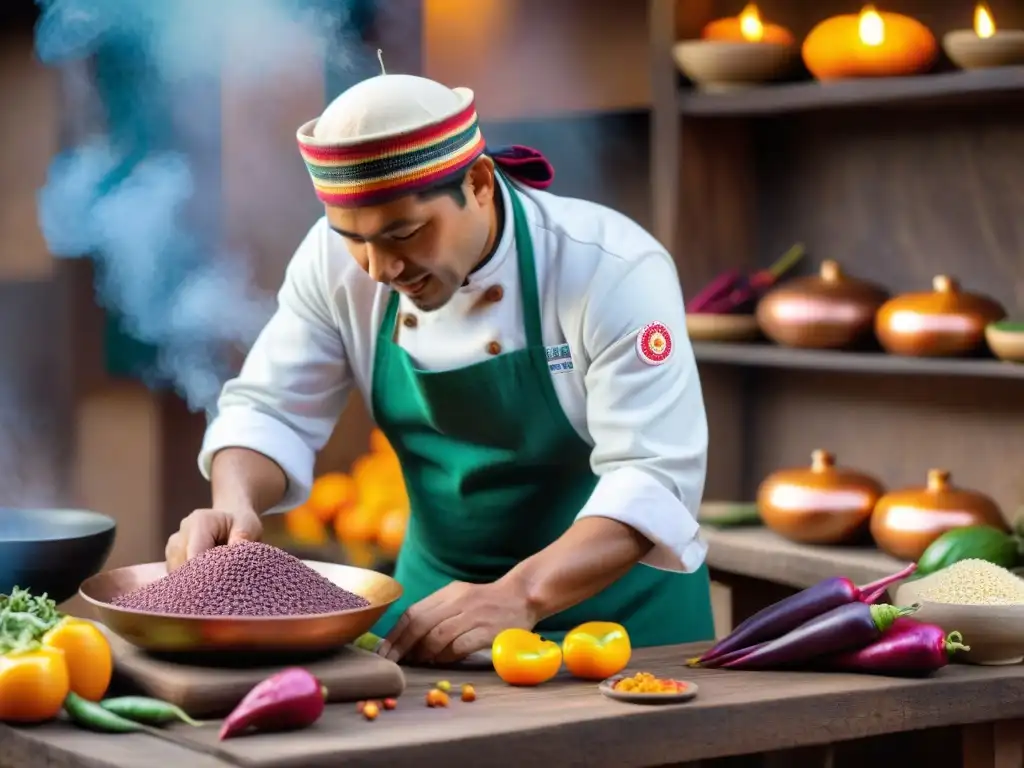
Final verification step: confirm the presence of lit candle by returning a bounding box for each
[802,5,938,80]
[675,4,798,90]
[943,3,1024,69]
[702,3,796,46]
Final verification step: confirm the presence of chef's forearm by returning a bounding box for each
[501,516,654,624]
[210,447,288,515]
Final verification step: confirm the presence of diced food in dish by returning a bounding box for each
[111,541,370,616]
[612,672,688,694]
[912,559,1024,606]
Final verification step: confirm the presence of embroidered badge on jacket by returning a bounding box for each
[545,343,574,374]
[636,322,673,365]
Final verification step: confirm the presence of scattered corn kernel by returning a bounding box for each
[436,680,452,693]
[382,698,397,710]
[356,700,367,713]
[363,702,380,720]
[461,684,476,702]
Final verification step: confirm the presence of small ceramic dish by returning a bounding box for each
[598,674,698,705]
[985,320,1024,363]
[896,576,1024,665]
[686,313,760,342]
[672,40,797,91]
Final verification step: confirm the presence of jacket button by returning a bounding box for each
[486,341,502,355]
[402,314,418,328]
[484,285,504,303]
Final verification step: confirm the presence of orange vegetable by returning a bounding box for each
[491,628,562,686]
[0,647,70,723]
[562,622,632,681]
[41,617,112,701]
[425,688,449,707]
[307,472,358,522]
[376,507,408,557]
[284,506,328,546]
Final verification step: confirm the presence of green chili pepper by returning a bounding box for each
[100,696,202,727]
[64,692,143,733]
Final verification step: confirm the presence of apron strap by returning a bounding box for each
[503,175,545,350]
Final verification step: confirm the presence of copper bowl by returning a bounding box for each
[756,260,889,350]
[875,275,1006,357]
[80,561,403,654]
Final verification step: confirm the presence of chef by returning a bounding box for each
[166,70,714,663]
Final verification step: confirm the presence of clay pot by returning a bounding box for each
[757,450,885,545]
[870,470,1007,561]
[874,276,1006,357]
[756,260,890,349]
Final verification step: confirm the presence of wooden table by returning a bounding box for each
[703,526,911,629]
[2,643,1023,768]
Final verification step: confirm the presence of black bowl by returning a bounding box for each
[0,508,116,604]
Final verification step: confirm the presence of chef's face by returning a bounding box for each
[326,157,497,312]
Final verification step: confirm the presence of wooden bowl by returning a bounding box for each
[80,560,402,654]
[686,313,760,342]
[672,41,797,91]
[985,321,1024,363]
[896,576,1024,665]
[943,30,1024,70]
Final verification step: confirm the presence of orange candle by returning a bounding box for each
[802,5,938,80]
[702,3,795,45]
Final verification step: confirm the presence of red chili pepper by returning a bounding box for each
[219,668,328,740]
[690,269,743,313]
[695,562,916,667]
[722,602,920,671]
[815,617,969,677]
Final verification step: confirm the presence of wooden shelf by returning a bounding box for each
[692,341,1024,381]
[678,66,1024,117]
[703,525,907,591]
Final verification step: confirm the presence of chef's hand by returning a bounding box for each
[165,508,263,571]
[379,579,537,664]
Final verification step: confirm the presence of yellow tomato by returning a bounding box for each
[492,629,562,686]
[0,647,70,723]
[562,621,631,681]
[42,617,113,701]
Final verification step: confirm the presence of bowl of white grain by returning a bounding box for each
[895,558,1024,665]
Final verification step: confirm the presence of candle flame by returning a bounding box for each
[858,5,885,46]
[975,3,995,38]
[739,3,765,42]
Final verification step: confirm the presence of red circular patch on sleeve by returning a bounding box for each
[636,322,673,365]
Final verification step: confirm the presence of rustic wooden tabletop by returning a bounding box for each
[2,642,1024,768]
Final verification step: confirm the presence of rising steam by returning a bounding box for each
[32,0,366,412]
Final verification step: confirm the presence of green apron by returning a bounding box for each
[369,180,713,647]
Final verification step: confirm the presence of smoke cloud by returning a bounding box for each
[33,0,370,412]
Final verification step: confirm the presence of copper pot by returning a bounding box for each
[755,260,890,349]
[757,449,885,545]
[874,275,1006,357]
[870,469,1007,561]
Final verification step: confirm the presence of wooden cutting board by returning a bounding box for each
[103,629,406,718]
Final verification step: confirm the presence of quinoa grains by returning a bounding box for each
[111,541,371,616]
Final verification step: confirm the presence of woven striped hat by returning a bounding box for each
[296,74,553,207]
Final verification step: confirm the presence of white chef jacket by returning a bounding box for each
[199,175,709,573]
